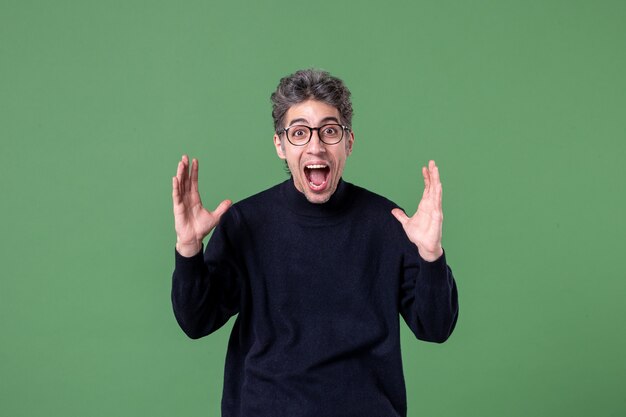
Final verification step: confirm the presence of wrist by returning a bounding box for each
[176,240,202,257]
[418,246,443,262]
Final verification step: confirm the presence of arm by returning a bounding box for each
[171,155,237,339]
[398,249,458,343]
[392,160,458,342]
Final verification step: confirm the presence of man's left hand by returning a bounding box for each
[391,160,444,262]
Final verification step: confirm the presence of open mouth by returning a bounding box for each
[304,164,330,191]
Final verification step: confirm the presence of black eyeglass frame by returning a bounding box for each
[281,124,351,146]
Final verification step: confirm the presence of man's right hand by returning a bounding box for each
[172,155,232,257]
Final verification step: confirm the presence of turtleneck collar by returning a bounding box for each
[279,177,353,218]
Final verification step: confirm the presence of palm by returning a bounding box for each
[391,160,444,262]
[172,155,231,255]
[174,189,215,243]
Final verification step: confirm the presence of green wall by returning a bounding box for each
[1,1,624,416]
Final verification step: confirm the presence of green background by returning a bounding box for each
[1,0,624,416]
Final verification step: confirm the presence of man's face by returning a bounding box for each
[274,99,354,204]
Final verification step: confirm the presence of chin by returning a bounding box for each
[303,180,338,204]
[304,191,332,204]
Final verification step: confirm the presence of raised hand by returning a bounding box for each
[391,160,444,262]
[172,155,232,257]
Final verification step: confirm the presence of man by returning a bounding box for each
[171,69,458,417]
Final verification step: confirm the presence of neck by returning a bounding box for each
[280,177,352,217]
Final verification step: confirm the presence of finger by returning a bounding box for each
[422,165,430,197]
[177,156,186,192]
[176,160,186,196]
[172,176,181,205]
[191,158,199,192]
[430,160,441,187]
[176,159,184,181]
[212,199,232,222]
[182,155,191,193]
[430,181,443,215]
[391,208,409,226]
[430,161,443,210]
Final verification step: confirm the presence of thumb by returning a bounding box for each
[212,199,232,221]
[391,208,409,226]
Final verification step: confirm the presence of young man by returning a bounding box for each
[171,69,458,417]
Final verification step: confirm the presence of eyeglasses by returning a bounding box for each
[281,124,350,146]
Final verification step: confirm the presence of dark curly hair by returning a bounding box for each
[271,69,353,134]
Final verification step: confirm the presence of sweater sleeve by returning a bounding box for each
[399,247,459,343]
[171,209,243,339]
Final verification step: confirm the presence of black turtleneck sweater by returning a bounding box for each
[172,179,458,417]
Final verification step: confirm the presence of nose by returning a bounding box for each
[306,129,326,153]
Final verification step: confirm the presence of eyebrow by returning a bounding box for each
[287,116,340,127]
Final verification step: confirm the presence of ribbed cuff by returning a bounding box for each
[174,245,206,279]
[417,249,448,280]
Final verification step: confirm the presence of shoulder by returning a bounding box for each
[209,182,285,245]
[344,182,407,236]
[347,182,417,253]
[348,182,402,213]
[231,181,285,213]
[217,180,287,230]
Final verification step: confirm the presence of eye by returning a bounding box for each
[322,125,341,137]
[292,127,308,137]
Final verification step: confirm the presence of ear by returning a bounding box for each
[274,133,286,160]
[346,130,355,156]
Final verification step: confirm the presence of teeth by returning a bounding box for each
[306,164,327,169]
